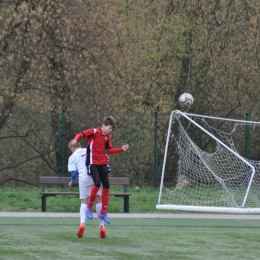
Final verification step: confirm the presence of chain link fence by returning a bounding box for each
[0,109,170,187]
[1,109,258,187]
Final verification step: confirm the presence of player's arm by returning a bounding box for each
[106,147,124,153]
[68,171,78,187]
[106,138,129,154]
[68,154,79,187]
[73,128,96,142]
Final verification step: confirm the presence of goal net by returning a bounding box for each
[156,110,260,213]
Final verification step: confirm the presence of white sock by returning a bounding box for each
[80,203,87,224]
[95,202,105,227]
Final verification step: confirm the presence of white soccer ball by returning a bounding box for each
[179,93,194,108]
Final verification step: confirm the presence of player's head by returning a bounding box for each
[68,140,81,152]
[101,116,116,134]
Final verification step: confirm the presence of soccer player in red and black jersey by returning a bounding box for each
[72,116,129,224]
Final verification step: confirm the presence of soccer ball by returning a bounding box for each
[179,93,194,108]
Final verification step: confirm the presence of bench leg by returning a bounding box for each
[41,195,46,212]
[124,196,129,213]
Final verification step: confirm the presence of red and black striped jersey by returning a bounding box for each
[73,128,123,165]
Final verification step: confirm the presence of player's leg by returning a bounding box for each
[80,198,88,225]
[85,183,106,238]
[94,188,106,238]
[98,164,111,224]
[86,165,101,219]
[94,193,104,227]
[77,185,88,238]
[95,197,106,238]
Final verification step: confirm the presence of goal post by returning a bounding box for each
[156,110,260,213]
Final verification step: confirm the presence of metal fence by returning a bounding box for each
[0,109,170,187]
[1,109,259,187]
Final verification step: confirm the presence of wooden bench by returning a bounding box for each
[39,176,131,213]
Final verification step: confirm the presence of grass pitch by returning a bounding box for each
[0,217,259,260]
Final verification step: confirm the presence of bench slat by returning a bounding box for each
[40,192,79,195]
[40,176,130,185]
[40,192,132,196]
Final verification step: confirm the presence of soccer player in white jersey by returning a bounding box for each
[68,140,106,238]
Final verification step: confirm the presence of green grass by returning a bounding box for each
[1,187,260,259]
[0,217,260,260]
[0,186,160,213]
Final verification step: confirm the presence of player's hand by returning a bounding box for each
[68,182,72,187]
[122,144,129,151]
[71,139,77,144]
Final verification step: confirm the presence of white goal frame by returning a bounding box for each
[156,110,260,213]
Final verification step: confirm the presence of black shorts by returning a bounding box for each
[87,164,111,188]
[87,164,111,176]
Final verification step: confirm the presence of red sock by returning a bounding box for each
[101,188,110,213]
[88,185,99,209]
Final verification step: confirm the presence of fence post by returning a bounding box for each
[245,112,249,159]
[153,111,158,186]
[61,109,66,177]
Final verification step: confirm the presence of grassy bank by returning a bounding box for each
[0,186,161,213]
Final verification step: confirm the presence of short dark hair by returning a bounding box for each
[103,116,116,129]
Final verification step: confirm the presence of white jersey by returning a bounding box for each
[68,148,93,186]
